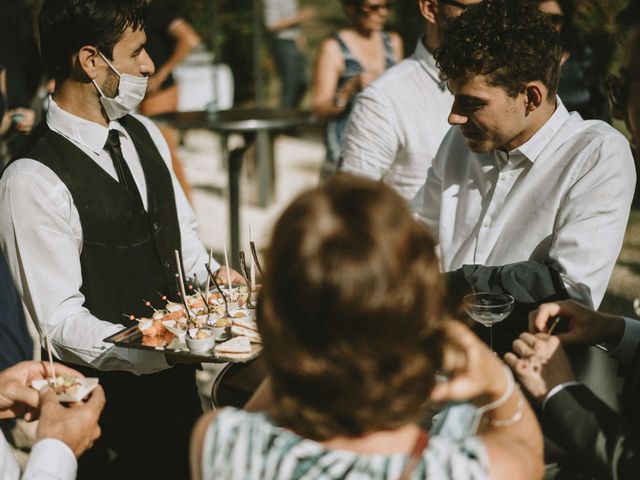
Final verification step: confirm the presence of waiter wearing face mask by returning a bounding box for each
[0,1,243,479]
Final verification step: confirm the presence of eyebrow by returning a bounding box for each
[132,43,146,55]
[456,94,488,103]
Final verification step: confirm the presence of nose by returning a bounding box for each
[448,111,468,126]
[140,49,155,76]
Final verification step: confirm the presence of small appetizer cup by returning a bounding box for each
[185,329,216,353]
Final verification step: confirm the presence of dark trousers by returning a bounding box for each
[71,364,202,480]
[272,38,307,109]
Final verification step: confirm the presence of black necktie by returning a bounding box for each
[104,130,142,203]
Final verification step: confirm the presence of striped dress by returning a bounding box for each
[201,408,489,479]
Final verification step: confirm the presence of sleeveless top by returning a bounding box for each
[324,31,396,174]
[201,408,490,479]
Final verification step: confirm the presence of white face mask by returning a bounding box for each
[92,51,147,120]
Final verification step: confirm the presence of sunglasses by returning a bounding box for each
[439,0,472,10]
[360,1,393,14]
[545,13,564,26]
[608,69,640,118]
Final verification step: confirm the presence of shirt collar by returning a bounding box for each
[495,96,570,165]
[46,97,127,155]
[414,36,447,92]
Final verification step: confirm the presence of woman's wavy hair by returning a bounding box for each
[257,174,446,440]
[435,0,562,99]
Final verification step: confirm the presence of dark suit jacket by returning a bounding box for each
[542,344,640,479]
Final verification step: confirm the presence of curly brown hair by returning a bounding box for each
[435,0,562,99]
[257,174,446,440]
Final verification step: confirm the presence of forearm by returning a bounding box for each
[479,368,544,480]
[156,20,201,81]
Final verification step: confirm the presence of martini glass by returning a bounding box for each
[463,293,514,351]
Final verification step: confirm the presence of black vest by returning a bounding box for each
[11,116,200,479]
[16,115,181,325]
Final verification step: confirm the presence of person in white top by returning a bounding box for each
[0,361,104,480]
[263,0,315,108]
[411,0,635,352]
[341,0,481,201]
[0,1,242,478]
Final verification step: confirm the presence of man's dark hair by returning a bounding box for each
[435,0,562,99]
[38,0,148,81]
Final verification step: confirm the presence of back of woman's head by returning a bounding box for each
[258,174,446,440]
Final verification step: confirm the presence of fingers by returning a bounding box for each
[528,302,562,333]
[84,386,106,415]
[41,362,83,380]
[38,385,60,406]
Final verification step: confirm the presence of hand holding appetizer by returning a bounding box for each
[0,360,82,421]
[36,383,105,457]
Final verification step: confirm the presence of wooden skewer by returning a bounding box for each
[174,250,192,321]
[547,317,561,335]
[44,334,58,385]
[143,299,158,312]
[223,240,233,294]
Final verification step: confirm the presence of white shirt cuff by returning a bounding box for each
[608,317,640,364]
[22,438,77,480]
[542,381,581,410]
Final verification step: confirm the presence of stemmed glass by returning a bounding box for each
[463,293,514,351]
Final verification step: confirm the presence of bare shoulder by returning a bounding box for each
[189,409,219,480]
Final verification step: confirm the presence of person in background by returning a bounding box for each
[139,0,201,203]
[341,0,481,201]
[0,360,104,480]
[189,174,544,480]
[0,0,42,164]
[313,0,402,180]
[264,0,315,109]
[411,0,635,353]
[537,0,611,122]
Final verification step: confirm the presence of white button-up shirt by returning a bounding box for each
[1,433,76,480]
[0,99,218,374]
[412,100,635,308]
[263,0,300,40]
[341,38,453,201]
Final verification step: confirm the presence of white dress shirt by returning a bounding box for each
[1,433,76,480]
[0,99,219,374]
[263,0,300,40]
[341,38,453,201]
[412,99,635,308]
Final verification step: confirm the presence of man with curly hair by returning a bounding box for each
[412,0,635,351]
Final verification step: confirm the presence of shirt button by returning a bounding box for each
[483,219,491,228]
[163,261,171,269]
[500,173,507,181]
[152,222,159,231]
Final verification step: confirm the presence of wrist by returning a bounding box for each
[604,315,625,347]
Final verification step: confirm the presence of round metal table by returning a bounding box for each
[152,108,314,267]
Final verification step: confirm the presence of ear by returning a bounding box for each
[524,82,545,113]
[419,0,438,24]
[76,45,101,80]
